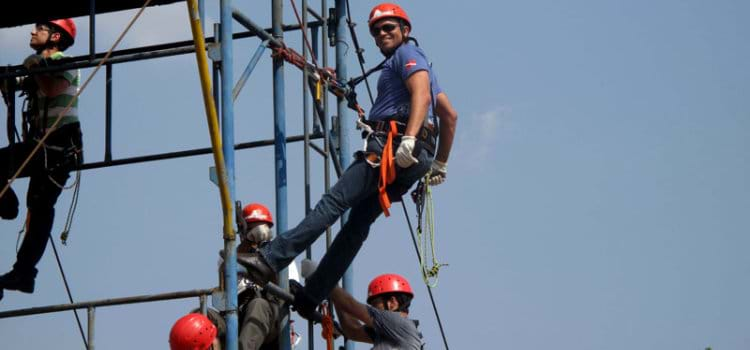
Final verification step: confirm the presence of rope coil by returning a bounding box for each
[413,176,447,287]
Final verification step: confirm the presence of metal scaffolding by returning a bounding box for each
[0,0,358,349]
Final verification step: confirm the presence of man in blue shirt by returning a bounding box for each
[241,2,458,319]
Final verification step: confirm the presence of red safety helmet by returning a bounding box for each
[367,273,414,303]
[368,3,411,29]
[48,18,76,42]
[169,313,217,350]
[242,203,274,228]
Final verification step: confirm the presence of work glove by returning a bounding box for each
[395,136,419,168]
[300,259,319,279]
[429,160,448,186]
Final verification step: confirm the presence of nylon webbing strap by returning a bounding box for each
[378,121,398,216]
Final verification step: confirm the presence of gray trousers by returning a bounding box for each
[239,297,285,350]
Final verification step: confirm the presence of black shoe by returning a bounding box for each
[0,189,19,220]
[0,270,35,293]
[289,280,319,321]
[236,253,277,286]
[0,288,4,301]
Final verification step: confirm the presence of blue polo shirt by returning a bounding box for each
[368,43,442,125]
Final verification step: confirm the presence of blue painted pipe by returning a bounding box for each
[233,42,268,101]
[272,1,291,350]
[220,0,239,348]
[335,2,355,349]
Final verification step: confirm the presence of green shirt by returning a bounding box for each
[32,51,80,129]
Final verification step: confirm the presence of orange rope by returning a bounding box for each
[378,121,398,217]
[321,305,334,350]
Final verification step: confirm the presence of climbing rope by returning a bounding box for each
[412,177,448,287]
[284,5,451,346]
[48,231,88,348]
[0,0,155,202]
[345,0,376,103]
[401,202,450,350]
[59,169,81,245]
[1,2,154,349]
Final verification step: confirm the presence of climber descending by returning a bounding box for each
[239,2,458,320]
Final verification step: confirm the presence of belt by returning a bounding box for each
[363,119,436,155]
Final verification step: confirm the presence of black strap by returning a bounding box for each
[347,58,386,89]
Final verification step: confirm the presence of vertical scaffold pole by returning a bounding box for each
[334,2,355,349]
[220,0,239,348]
[272,1,291,350]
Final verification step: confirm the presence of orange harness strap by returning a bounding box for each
[321,305,334,350]
[378,120,398,217]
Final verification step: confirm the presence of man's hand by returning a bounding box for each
[23,55,43,70]
[395,136,419,168]
[429,160,448,186]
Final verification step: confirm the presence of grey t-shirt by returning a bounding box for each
[365,306,424,350]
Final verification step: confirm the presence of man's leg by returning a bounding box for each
[303,194,383,303]
[239,298,281,350]
[260,158,380,273]
[0,166,68,292]
[0,143,35,220]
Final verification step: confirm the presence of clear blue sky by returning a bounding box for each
[1,1,748,349]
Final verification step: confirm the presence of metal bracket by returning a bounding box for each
[211,289,228,311]
[207,42,222,62]
[209,166,218,186]
[328,8,337,47]
[331,115,341,154]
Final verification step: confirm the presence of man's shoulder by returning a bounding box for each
[367,306,418,330]
[48,51,68,61]
[394,43,427,58]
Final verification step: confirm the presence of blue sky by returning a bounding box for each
[1,0,749,349]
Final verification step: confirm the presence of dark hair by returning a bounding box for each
[378,292,413,313]
[398,19,410,36]
[47,23,74,51]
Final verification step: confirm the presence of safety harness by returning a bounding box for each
[270,33,440,215]
[320,302,335,350]
[4,62,84,246]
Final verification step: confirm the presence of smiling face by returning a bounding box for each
[370,18,409,56]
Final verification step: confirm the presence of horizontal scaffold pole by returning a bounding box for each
[78,133,324,171]
[0,289,213,319]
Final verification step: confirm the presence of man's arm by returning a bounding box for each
[330,286,374,343]
[403,70,431,137]
[434,92,457,163]
[23,55,71,97]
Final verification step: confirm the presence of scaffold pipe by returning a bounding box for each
[185,0,234,239]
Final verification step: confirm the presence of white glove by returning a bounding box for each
[395,136,419,168]
[429,160,448,186]
[300,259,319,279]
